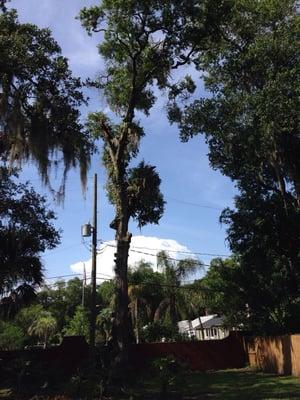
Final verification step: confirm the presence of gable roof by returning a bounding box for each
[178,320,192,331]
[191,315,224,329]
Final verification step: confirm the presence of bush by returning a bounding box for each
[0,321,24,350]
[64,365,104,400]
[141,321,186,343]
[152,356,185,398]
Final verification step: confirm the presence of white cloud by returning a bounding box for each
[70,235,196,282]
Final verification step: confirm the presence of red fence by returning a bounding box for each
[0,334,247,373]
[130,332,246,371]
[0,336,89,376]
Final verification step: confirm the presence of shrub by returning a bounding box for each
[152,356,185,398]
[0,321,24,350]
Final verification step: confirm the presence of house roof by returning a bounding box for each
[178,315,225,333]
[192,314,224,329]
[178,320,192,331]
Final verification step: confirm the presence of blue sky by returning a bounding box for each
[11,0,237,281]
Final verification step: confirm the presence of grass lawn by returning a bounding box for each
[139,368,300,400]
[185,368,300,399]
[1,368,300,399]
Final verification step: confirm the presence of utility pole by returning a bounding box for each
[82,262,86,307]
[90,173,97,351]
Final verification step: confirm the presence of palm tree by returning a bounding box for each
[154,251,203,326]
[128,283,151,344]
[128,261,165,342]
[28,311,57,349]
[96,308,114,344]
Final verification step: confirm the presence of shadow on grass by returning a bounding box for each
[185,368,300,400]
[2,368,300,400]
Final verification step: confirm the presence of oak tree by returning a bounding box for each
[80,0,229,364]
[0,169,60,317]
[0,2,93,196]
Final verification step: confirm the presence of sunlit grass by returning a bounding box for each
[183,368,300,399]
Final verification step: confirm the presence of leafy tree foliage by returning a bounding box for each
[129,262,164,317]
[128,261,164,343]
[0,4,92,194]
[168,0,300,333]
[14,304,45,346]
[80,0,229,361]
[28,310,57,349]
[201,258,249,329]
[0,320,24,350]
[37,278,100,333]
[203,254,300,334]
[96,307,114,344]
[170,0,300,208]
[97,279,115,309]
[63,305,89,340]
[201,176,300,335]
[0,169,60,316]
[2,258,208,347]
[220,191,300,333]
[154,251,203,325]
[140,321,182,343]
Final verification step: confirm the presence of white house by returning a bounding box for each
[178,314,229,340]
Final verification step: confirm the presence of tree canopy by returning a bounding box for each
[170,0,300,205]
[0,168,60,316]
[80,0,232,362]
[168,0,300,334]
[0,3,93,196]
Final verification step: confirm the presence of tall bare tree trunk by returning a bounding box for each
[114,219,132,366]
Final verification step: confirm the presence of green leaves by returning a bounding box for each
[79,6,104,35]
[0,7,93,192]
[80,0,233,354]
[0,169,60,316]
[127,161,164,227]
[171,0,300,202]
[0,320,24,350]
[64,306,89,340]
[28,310,57,347]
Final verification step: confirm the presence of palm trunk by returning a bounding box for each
[114,222,132,366]
[44,332,47,349]
[135,298,139,344]
[170,291,177,326]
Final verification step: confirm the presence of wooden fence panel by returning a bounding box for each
[245,334,300,377]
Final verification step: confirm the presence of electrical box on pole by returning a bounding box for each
[81,223,92,237]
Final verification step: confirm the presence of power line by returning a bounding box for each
[44,273,83,280]
[101,242,212,267]
[42,276,110,287]
[43,237,230,260]
[128,244,230,258]
[98,239,230,259]
[43,243,83,257]
[167,196,223,211]
[130,247,210,267]
[42,273,217,293]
